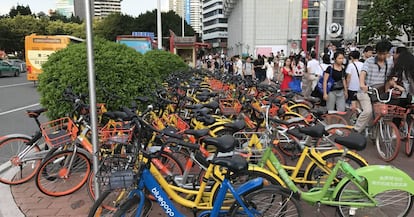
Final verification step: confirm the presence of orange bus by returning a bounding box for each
[25,34,84,81]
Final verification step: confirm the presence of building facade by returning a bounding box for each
[74,0,121,19]
[56,0,74,17]
[224,0,301,57]
[224,0,367,57]
[202,0,228,51]
[169,0,203,34]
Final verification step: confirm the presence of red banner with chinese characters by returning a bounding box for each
[301,0,309,52]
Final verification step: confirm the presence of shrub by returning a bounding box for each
[37,37,159,119]
[143,50,188,81]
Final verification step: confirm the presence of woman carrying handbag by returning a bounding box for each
[323,51,348,111]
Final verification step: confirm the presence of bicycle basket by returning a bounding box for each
[99,121,134,144]
[165,114,190,134]
[233,132,269,163]
[219,99,242,116]
[40,117,78,148]
[95,156,136,190]
[373,103,408,119]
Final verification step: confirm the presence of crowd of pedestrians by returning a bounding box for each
[196,40,414,134]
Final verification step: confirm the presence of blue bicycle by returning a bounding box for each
[88,109,302,217]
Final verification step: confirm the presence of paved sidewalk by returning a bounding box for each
[9,180,92,217]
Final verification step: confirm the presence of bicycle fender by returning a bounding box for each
[235,177,263,196]
[247,164,286,187]
[0,134,32,142]
[333,165,414,198]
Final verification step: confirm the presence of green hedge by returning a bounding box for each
[37,37,186,119]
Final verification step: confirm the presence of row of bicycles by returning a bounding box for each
[0,69,413,216]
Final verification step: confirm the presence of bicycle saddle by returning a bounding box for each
[103,111,129,121]
[26,108,47,118]
[223,120,246,131]
[334,133,367,151]
[299,124,326,138]
[184,129,210,139]
[203,135,237,153]
[211,155,248,173]
[287,128,306,140]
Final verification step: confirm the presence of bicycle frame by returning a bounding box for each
[128,165,264,217]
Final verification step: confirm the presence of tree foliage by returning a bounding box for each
[93,10,196,46]
[9,5,32,17]
[360,0,414,45]
[37,38,159,119]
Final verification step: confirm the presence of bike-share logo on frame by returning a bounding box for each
[372,176,408,187]
[152,187,175,216]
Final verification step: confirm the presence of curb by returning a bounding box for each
[0,183,25,217]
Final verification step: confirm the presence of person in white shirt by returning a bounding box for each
[234,55,243,76]
[346,51,364,110]
[304,52,323,97]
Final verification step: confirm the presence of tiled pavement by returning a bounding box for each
[11,182,93,217]
[5,140,414,217]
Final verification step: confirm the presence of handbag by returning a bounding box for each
[288,77,302,93]
[316,66,334,94]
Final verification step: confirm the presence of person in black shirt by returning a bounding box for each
[323,51,348,111]
[254,55,265,82]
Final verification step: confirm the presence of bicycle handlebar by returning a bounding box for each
[368,86,396,103]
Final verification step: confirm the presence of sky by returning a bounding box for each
[0,0,169,17]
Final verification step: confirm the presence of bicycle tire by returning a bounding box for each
[88,189,142,217]
[113,194,152,217]
[229,185,302,217]
[0,136,41,185]
[336,179,413,217]
[305,151,368,189]
[35,149,91,196]
[405,120,414,157]
[322,113,348,125]
[375,120,401,162]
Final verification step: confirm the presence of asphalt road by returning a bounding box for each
[0,75,414,216]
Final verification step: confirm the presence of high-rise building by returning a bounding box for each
[74,0,121,19]
[169,0,202,34]
[56,0,74,17]
[169,0,184,18]
[202,0,227,50]
[224,0,364,57]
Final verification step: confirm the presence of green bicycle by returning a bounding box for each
[250,124,414,217]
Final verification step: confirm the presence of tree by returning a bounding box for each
[9,4,32,17]
[94,13,136,41]
[135,10,195,40]
[360,0,414,45]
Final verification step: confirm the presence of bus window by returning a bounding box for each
[25,34,83,81]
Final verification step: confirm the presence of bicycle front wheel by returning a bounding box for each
[305,151,368,189]
[229,185,302,217]
[0,136,41,185]
[375,120,401,162]
[405,120,414,157]
[336,179,413,217]
[35,150,91,196]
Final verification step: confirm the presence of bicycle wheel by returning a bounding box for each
[322,114,348,125]
[305,151,368,189]
[316,126,352,148]
[113,194,152,217]
[229,185,302,217]
[36,150,91,196]
[405,120,414,157]
[336,179,413,217]
[376,120,401,162]
[0,136,41,185]
[88,190,149,217]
